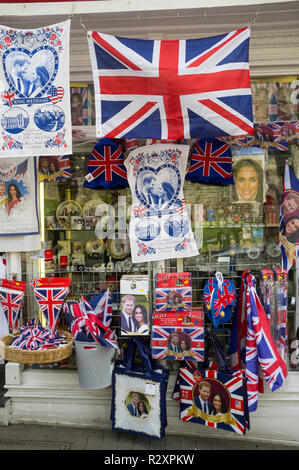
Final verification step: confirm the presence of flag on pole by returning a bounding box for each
[88,28,253,140]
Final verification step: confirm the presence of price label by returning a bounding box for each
[145,381,156,396]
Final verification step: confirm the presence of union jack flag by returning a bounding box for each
[152,326,204,361]
[186,139,234,185]
[230,271,287,412]
[155,286,192,312]
[84,138,129,189]
[89,290,112,327]
[88,28,253,139]
[32,277,71,333]
[179,367,248,435]
[0,279,26,331]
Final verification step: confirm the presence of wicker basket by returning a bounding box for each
[0,330,73,364]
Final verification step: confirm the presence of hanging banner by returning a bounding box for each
[0,20,72,158]
[125,144,199,263]
[0,157,39,236]
[88,28,253,140]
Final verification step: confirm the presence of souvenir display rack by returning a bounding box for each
[19,145,297,371]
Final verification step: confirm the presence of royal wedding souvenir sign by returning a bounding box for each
[152,308,204,361]
[0,157,39,236]
[0,20,72,157]
[155,272,192,312]
[125,145,198,262]
[120,275,150,336]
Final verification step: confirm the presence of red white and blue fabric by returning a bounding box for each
[186,139,234,185]
[88,28,253,140]
[274,269,288,363]
[229,271,288,412]
[84,138,128,189]
[279,161,299,271]
[203,275,236,327]
[0,279,26,331]
[179,367,247,435]
[151,326,204,361]
[31,277,70,333]
[155,287,192,312]
[10,318,66,351]
[64,293,119,352]
[88,290,112,328]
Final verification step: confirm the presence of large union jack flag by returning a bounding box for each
[152,326,204,361]
[186,139,234,185]
[32,278,71,333]
[0,279,26,331]
[179,367,248,435]
[84,138,129,189]
[88,28,253,139]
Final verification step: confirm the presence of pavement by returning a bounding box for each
[0,423,297,451]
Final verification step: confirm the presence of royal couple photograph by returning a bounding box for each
[194,380,228,416]
[0,181,23,216]
[126,392,149,419]
[140,173,175,210]
[120,294,149,335]
[167,331,191,354]
[7,53,50,98]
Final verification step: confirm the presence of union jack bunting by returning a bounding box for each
[10,318,67,351]
[0,279,26,331]
[83,138,129,189]
[152,326,204,361]
[31,277,71,333]
[186,139,234,185]
[179,367,248,435]
[88,28,253,139]
[279,161,299,271]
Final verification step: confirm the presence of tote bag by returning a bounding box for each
[111,337,169,440]
[178,330,249,435]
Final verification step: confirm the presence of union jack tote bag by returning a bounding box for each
[111,337,169,440]
[178,331,249,435]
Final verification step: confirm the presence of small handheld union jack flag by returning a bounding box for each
[186,139,234,185]
[0,279,26,331]
[84,138,129,189]
[31,277,71,334]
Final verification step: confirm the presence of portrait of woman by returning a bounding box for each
[232,158,264,203]
[282,215,299,244]
[180,339,189,354]
[49,160,59,175]
[132,304,148,334]
[210,392,228,416]
[5,183,22,215]
[137,401,148,419]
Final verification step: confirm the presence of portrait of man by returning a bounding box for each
[141,174,156,206]
[127,392,140,417]
[0,182,7,217]
[120,294,137,334]
[8,56,31,95]
[167,331,181,353]
[231,156,265,203]
[194,380,212,414]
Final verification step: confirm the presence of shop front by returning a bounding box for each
[0,0,299,445]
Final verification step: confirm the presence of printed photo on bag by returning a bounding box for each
[125,391,151,419]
